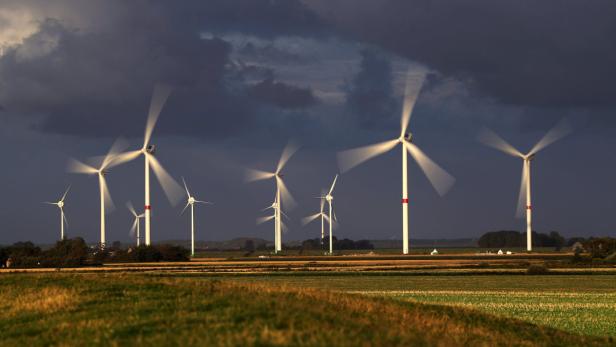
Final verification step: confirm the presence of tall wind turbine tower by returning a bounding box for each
[44,185,71,240]
[68,140,128,247]
[478,119,572,251]
[337,70,455,254]
[181,178,212,257]
[247,143,298,253]
[113,85,184,245]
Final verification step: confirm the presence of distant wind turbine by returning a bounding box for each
[44,185,71,240]
[126,201,144,247]
[181,178,212,257]
[246,143,298,253]
[337,70,455,255]
[257,195,289,249]
[111,85,184,246]
[318,175,339,254]
[478,119,572,251]
[68,140,129,247]
[302,190,331,250]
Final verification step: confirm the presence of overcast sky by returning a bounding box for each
[1,0,615,245]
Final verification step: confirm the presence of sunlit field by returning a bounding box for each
[227,274,616,337]
[1,273,613,347]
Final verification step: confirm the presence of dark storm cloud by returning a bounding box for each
[0,0,323,140]
[307,0,616,109]
[248,78,317,109]
[345,49,397,128]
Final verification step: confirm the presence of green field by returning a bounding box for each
[0,273,614,346]
[226,274,616,337]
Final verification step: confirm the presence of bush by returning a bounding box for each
[526,264,549,275]
[39,238,89,268]
[583,238,616,259]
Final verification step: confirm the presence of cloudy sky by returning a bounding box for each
[1,0,615,245]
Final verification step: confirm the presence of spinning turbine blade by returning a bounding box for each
[182,177,191,197]
[61,208,69,227]
[146,153,184,206]
[328,174,339,196]
[529,119,573,156]
[99,175,115,213]
[110,150,142,168]
[276,176,296,210]
[256,215,275,225]
[245,169,275,182]
[405,142,456,196]
[276,142,299,174]
[400,71,426,137]
[60,185,71,202]
[516,161,529,218]
[67,158,98,174]
[477,128,523,157]
[319,194,325,213]
[180,202,190,215]
[302,213,321,226]
[130,218,138,236]
[101,138,130,169]
[126,201,137,217]
[337,139,399,173]
[144,84,173,148]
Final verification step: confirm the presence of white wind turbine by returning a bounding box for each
[338,71,455,255]
[44,185,71,240]
[478,119,572,251]
[112,85,184,246]
[318,175,339,254]
[302,192,329,249]
[68,140,128,247]
[126,201,144,247]
[257,195,288,250]
[247,143,298,253]
[181,178,212,257]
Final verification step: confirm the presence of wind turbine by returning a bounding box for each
[68,140,128,248]
[478,119,572,251]
[247,143,298,254]
[302,192,328,248]
[112,85,184,246]
[257,195,289,251]
[44,185,71,240]
[126,201,144,247]
[181,178,212,257]
[316,175,339,254]
[337,71,455,255]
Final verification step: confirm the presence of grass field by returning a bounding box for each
[226,274,616,338]
[1,273,614,346]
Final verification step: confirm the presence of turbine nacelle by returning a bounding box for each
[145,144,156,154]
[57,201,64,208]
[326,195,333,202]
[400,132,413,143]
[188,196,195,204]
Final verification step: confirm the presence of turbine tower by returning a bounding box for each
[68,140,127,248]
[127,201,144,247]
[181,178,212,257]
[478,119,572,251]
[247,143,298,253]
[257,195,288,251]
[44,185,71,240]
[337,70,455,255]
[113,85,184,246]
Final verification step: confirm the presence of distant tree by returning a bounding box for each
[583,238,616,259]
[40,237,89,267]
[355,240,375,250]
[243,240,255,253]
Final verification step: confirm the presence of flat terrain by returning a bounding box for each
[0,273,613,347]
[1,252,614,346]
[228,274,616,337]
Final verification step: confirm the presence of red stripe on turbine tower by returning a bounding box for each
[402,198,409,204]
[526,205,532,210]
[145,205,151,210]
